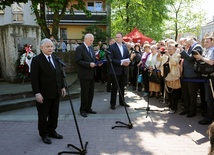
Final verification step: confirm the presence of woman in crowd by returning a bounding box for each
[130,44,143,91]
[157,42,181,114]
[145,45,161,98]
[138,44,151,96]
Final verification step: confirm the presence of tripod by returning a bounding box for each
[135,91,163,118]
[135,70,163,118]
[58,64,88,155]
[105,50,133,129]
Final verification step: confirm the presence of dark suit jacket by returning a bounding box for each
[181,43,203,78]
[75,43,96,80]
[108,43,129,75]
[30,52,64,99]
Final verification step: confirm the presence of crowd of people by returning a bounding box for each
[49,35,79,52]
[93,34,214,126]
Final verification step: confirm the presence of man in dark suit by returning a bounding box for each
[108,32,131,110]
[75,33,97,117]
[179,36,203,117]
[31,38,66,144]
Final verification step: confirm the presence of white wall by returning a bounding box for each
[0,1,37,26]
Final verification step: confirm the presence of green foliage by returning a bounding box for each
[111,0,169,41]
[0,0,28,9]
[163,0,205,40]
[82,26,107,44]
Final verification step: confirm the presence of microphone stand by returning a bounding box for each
[105,51,133,129]
[58,64,88,155]
[135,70,163,118]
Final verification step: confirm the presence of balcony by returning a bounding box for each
[46,10,107,25]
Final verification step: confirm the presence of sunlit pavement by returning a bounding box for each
[0,82,210,155]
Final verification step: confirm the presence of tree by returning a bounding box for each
[0,0,91,39]
[81,25,107,44]
[163,0,206,41]
[111,0,169,41]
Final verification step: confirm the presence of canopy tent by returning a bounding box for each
[123,28,153,44]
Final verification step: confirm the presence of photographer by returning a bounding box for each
[130,44,142,91]
[193,36,214,125]
[157,43,181,114]
[179,36,203,118]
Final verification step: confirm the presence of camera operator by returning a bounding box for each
[178,36,203,118]
[193,35,214,125]
[157,43,181,114]
[130,44,142,91]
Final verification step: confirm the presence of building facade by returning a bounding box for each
[46,0,108,43]
[0,1,41,81]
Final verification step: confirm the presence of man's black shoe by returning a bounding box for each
[42,136,52,144]
[198,119,212,125]
[179,111,188,115]
[86,110,97,114]
[120,104,130,107]
[49,132,63,139]
[110,106,116,110]
[186,114,196,118]
[80,112,87,117]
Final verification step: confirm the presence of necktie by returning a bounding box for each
[48,56,55,70]
[88,46,92,58]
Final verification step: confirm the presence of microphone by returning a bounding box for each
[104,49,111,55]
[57,58,67,67]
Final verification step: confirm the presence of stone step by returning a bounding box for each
[0,91,33,102]
[0,78,80,113]
[0,91,80,113]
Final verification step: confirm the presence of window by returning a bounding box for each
[87,2,103,11]
[0,5,4,14]
[12,2,24,22]
[60,28,67,40]
[95,2,102,11]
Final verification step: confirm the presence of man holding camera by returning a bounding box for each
[193,35,214,125]
[179,36,203,118]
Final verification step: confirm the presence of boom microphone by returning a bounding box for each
[104,49,111,55]
[57,58,67,67]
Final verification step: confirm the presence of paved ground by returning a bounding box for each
[0,81,211,155]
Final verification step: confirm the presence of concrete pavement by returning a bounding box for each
[0,81,210,155]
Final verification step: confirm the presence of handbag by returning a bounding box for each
[193,60,214,75]
[137,74,143,83]
[149,70,160,84]
[166,79,181,89]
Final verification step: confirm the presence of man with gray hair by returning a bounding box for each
[31,38,66,144]
[75,33,97,117]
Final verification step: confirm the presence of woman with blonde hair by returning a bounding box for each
[145,45,161,98]
[157,43,181,114]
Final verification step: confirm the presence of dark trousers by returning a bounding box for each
[142,69,149,92]
[110,74,126,106]
[79,79,94,113]
[181,81,199,115]
[168,88,180,111]
[132,66,141,90]
[204,78,214,120]
[36,98,59,138]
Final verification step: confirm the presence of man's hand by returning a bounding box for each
[122,61,130,66]
[61,88,66,97]
[90,62,96,68]
[35,93,44,104]
[193,54,202,60]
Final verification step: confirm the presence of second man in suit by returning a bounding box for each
[75,33,97,117]
[108,32,131,110]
